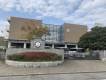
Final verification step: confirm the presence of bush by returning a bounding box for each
[7,52,62,62]
[0,48,5,51]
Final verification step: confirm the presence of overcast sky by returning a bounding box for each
[0,0,106,38]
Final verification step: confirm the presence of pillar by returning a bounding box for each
[75,44,78,49]
[8,42,11,48]
[52,44,55,49]
[24,43,26,48]
[65,44,67,48]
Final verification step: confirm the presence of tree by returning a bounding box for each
[78,26,106,50]
[27,26,48,40]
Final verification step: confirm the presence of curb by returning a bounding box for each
[0,71,106,77]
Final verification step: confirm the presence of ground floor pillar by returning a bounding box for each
[65,44,67,48]
[52,44,55,49]
[75,44,78,49]
[8,42,11,48]
[24,43,27,48]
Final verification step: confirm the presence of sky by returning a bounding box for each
[0,0,106,38]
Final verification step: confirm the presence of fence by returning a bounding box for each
[64,51,89,57]
[64,50,100,60]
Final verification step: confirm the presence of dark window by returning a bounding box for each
[67,45,76,48]
[26,43,31,48]
[11,43,24,48]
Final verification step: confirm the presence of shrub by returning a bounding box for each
[7,52,62,62]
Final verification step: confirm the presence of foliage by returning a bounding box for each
[0,38,7,48]
[0,48,4,51]
[78,26,106,50]
[7,52,62,61]
[27,26,48,40]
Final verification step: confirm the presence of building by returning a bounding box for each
[7,16,87,49]
[8,17,42,48]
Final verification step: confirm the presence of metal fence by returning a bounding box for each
[64,50,100,60]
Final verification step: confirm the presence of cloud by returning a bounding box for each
[0,0,106,30]
[0,20,9,38]
[16,0,83,18]
[0,0,16,11]
[62,0,106,29]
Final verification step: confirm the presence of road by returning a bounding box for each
[0,72,106,80]
[0,60,106,80]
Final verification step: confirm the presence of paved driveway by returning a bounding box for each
[0,60,106,76]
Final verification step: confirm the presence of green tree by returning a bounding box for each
[78,26,106,50]
[27,26,48,40]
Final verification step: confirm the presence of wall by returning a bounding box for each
[6,60,63,68]
[64,23,87,43]
[9,16,42,40]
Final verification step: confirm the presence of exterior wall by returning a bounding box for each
[64,23,87,43]
[8,16,42,40]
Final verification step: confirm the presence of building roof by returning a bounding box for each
[8,16,42,40]
[64,23,87,28]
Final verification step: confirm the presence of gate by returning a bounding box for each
[64,51,100,60]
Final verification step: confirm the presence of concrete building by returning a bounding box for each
[8,17,42,49]
[7,16,87,49]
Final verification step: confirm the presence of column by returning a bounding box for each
[65,44,67,48]
[8,42,11,48]
[24,43,26,48]
[75,44,78,49]
[52,44,55,49]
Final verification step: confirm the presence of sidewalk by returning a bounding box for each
[0,60,106,76]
